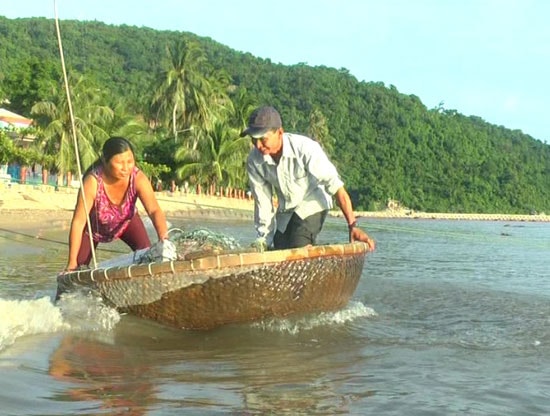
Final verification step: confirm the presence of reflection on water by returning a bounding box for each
[49,333,157,415]
[41,304,376,415]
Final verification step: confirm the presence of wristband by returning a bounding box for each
[348,221,357,230]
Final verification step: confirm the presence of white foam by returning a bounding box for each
[252,301,378,334]
[0,297,68,351]
[0,292,120,352]
[56,291,121,331]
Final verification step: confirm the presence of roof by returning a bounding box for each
[0,108,33,128]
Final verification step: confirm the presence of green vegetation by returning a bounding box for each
[0,16,549,214]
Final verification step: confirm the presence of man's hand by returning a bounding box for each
[350,227,376,252]
[160,239,178,261]
[251,237,268,252]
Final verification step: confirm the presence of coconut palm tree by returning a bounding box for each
[31,75,113,183]
[230,87,257,131]
[175,121,250,192]
[151,39,212,144]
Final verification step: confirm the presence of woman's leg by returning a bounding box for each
[119,214,151,251]
[76,232,98,267]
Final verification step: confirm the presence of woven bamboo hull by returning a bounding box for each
[57,242,368,330]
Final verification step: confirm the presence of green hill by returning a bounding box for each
[1,16,549,214]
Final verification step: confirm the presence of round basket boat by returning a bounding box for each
[57,242,369,330]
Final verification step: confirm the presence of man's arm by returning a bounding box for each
[334,187,376,251]
[247,158,276,247]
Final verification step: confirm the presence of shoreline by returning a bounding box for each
[1,183,549,226]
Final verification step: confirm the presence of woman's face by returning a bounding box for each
[106,149,135,180]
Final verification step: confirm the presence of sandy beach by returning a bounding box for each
[1,182,549,228]
[0,182,256,228]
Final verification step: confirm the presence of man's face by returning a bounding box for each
[251,128,283,157]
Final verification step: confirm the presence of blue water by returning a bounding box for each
[0,216,549,415]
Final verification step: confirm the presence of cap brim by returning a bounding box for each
[240,127,269,138]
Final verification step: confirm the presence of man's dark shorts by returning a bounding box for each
[273,210,328,250]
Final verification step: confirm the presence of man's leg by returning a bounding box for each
[273,210,327,249]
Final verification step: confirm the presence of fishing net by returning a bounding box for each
[169,228,241,256]
[135,227,241,264]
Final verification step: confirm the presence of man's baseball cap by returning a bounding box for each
[240,106,282,138]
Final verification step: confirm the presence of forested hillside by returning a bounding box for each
[1,16,549,214]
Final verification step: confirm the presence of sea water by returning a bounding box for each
[0,216,549,415]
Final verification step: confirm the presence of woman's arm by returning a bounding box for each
[66,175,98,270]
[135,171,169,241]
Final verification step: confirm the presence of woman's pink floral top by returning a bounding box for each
[90,166,139,242]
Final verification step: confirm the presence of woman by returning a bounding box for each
[65,136,169,271]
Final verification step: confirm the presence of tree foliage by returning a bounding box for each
[0,16,549,214]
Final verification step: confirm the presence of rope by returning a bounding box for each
[0,227,129,253]
[53,0,97,268]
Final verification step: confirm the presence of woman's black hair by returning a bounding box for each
[84,136,135,176]
[102,136,135,163]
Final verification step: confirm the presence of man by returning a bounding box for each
[241,105,376,252]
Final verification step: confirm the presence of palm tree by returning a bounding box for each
[101,100,156,164]
[31,75,113,182]
[151,39,212,144]
[175,121,250,192]
[230,87,257,131]
[103,101,148,138]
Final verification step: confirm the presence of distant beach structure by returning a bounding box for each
[0,108,33,129]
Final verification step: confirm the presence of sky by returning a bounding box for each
[1,0,549,143]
